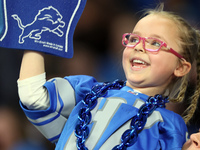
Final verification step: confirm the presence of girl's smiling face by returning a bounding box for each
[122,14,184,95]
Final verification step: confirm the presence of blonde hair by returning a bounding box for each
[144,3,200,124]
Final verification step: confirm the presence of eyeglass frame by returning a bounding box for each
[122,33,185,60]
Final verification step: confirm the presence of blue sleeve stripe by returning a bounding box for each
[58,91,64,114]
[20,81,58,120]
[29,113,60,126]
[48,133,61,142]
[28,92,64,126]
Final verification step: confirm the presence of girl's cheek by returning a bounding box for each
[123,48,130,58]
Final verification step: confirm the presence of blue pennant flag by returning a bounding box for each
[0,0,87,58]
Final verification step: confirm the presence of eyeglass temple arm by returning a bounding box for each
[168,48,185,60]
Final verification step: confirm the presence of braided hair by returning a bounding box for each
[144,3,200,124]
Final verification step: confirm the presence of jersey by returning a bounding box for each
[19,75,188,150]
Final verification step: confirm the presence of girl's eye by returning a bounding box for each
[150,40,161,47]
[129,36,139,43]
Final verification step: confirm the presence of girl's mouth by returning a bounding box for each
[131,59,149,70]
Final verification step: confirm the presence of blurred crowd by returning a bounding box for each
[0,0,200,149]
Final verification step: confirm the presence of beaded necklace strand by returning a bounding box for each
[74,80,169,150]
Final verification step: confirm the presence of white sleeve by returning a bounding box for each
[17,73,50,110]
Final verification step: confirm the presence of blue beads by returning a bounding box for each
[113,94,168,149]
[112,145,127,150]
[131,115,146,131]
[75,80,125,150]
[75,124,89,139]
[74,80,168,150]
[76,138,88,150]
[78,108,92,124]
[121,129,138,147]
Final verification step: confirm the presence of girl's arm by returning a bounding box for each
[18,50,49,110]
[18,50,72,142]
[19,50,45,80]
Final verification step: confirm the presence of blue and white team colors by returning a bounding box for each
[0,0,87,58]
[20,75,187,150]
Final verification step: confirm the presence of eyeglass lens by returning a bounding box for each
[124,34,163,51]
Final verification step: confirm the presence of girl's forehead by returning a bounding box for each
[133,14,181,50]
[134,15,177,35]
[133,14,177,34]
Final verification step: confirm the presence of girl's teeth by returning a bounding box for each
[133,59,145,64]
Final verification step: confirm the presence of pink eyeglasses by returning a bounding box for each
[122,33,185,60]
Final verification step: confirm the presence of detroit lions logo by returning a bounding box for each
[12,6,65,44]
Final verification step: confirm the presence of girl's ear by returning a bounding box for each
[174,60,191,77]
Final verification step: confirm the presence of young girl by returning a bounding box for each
[17,4,200,150]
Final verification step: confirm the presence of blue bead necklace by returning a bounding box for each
[74,80,169,150]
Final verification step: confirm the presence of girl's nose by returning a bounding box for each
[133,40,145,53]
